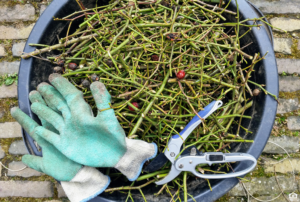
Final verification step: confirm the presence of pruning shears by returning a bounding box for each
[144,100,257,185]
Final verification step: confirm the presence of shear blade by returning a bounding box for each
[144,146,202,172]
[143,153,168,173]
[155,165,181,185]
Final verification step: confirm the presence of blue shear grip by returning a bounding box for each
[172,101,217,139]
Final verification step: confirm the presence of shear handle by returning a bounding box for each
[175,153,257,179]
[172,101,223,141]
[164,101,223,164]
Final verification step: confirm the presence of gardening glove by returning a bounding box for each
[11,90,110,202]
[30,73,157,181]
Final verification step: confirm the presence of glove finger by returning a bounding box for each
[48,73,91,116]
[22,155,44,173]
[37,82,71,119]
[10,107,39,138]
[30,86,59,114]
[31,102,64,131]
[29,90,47,105]
[90,82,111,111]
[35,126,61,148]
[29,91,59,133]
[11,107,52,147]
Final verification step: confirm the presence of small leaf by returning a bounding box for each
[4,78,14,86]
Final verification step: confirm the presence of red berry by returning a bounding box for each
[177,70,185,80]
[68,63,78,70]
[151,55,159,61]
[128,102,139,111]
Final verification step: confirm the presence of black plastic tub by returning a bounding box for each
[18,0,278,201]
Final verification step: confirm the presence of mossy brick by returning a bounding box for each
[0,181,53,197]
[0,24,35,39]
[0,98,18,123]
[279,76,300,92]
[277,58,300,74]
[274,38,293,54]
[0,44,7,57]
[0,83,17,98]
[0,122,22,138]
[0,145,4,159]
[8,140,28,155]
[45,201,64,202]
[271,17,300,32]
[228,176,296,196]
[248,0,300,14]
[248,194,296,202]
[8,161,43,177]
[0,61,19,75]
[277,98,299,114]
[0,4,35,22]
[263,135,299,154]
[287,116,300,130]
[12,41,26,57]
[228,198,239,202]
[40,4,47,16]
[263,158,300,174]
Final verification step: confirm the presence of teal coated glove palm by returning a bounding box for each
[29,73,157,181]
[12,90,111,202]
[11,91,82,181]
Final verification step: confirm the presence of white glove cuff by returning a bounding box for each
[61,166,110,202]
[114,138,157,181]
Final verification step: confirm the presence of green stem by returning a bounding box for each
[129,71,170,136]
[183,171,188,202]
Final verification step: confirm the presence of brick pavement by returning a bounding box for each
[0,0,300,201]
[0,1,67,201]
[224,0,300,201]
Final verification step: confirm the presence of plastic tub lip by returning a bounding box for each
[246,0,274,46]
[195,2,278,201]
[18,0,278,201]
[19,0,69,156]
